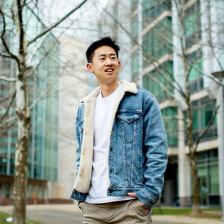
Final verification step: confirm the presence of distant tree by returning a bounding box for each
[100,0,224,213]
[0,0,88,223]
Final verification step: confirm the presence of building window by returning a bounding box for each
[187,50,204,93]
[143,16,172,61]
[142,0,171,27]
[35,185,39,198]
[40,186,45,199]
[143,61,173,103]
[131,14,138,40]
[197,149,220,206]
[184,0,201,48]
[161,107,178,146]
[131,0,138,12]
[28,185,33,198]
[5,182,10,198]
[186,97,217,143]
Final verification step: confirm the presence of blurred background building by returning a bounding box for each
[0,0,223,209]
[56,37,88,200]
[0,0,96,205]
[98,0,224,207]
[0,4,60,205]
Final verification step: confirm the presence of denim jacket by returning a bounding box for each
[70,80,168,210]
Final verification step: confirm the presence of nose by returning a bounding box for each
[105,57,112,65]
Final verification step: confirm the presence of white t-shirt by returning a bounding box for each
[85,83,134,203]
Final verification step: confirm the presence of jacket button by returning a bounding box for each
[110,147,113,151]
[110,169,112,173]
[109,189,113,193]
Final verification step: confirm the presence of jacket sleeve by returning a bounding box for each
[75,105,82,177]
[135,95,168,211]
[70,104,87,202]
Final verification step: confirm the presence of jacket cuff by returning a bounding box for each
[135,188,157,211]
[70,189,87,201]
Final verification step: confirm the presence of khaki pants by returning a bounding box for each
[81,199,152,224]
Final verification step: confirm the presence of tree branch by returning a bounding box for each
[27,0,88,46]
[0,76,16,82]
[27,31,51,65]
[0,52,16,59]
[17,0,25,56]
[146,72,176,101]
[143,52,187,97]
[194,105,219,152]
[0,9,20,64]
[192,62,224,88]
[103,3,187,98]
[0,115,17,128]
[0,90,16,123]
[29,81,56,111]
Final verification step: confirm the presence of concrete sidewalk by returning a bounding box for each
[0,204,83,224]
[153,215,224,224]
[0,204,223,224]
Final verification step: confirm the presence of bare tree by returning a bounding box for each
[99,0,224,213]
[0,0,88,223]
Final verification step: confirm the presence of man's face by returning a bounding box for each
[87,45,121,85]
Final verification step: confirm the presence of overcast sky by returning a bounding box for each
[34,0,109,39]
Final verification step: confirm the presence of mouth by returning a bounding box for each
[105,68,114,73]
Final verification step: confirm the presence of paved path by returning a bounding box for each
[0,204,223,224]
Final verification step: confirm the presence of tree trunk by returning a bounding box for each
[13,61,30,224]
[185,84,201,212]
[190,156,201,213]
[13,10,30,220]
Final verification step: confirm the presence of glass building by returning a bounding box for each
[0,2,60,204]
[137,0,220,207]
[99,0,223,207]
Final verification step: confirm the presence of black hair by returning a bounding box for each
[86,36,120,63]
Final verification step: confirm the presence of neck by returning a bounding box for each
[100,80,119,98]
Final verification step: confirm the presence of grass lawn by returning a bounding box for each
[152,207,222,220]
[152,207,192,215]
[0,211,44,224]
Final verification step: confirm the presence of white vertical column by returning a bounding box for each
[201,0,215,97]
[50,80,54,181]
[138,0,143,87]
[210,0,224,218]
[217,79,224,220]
[41,61,47,180]
[172,0,186,108]
[210,0,224,72]
[178,108,191,206]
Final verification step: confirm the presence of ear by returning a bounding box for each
[87,63,94,73]
[118,61,121,70]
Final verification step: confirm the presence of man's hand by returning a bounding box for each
[78,202,82,209]
[127,193,149,213]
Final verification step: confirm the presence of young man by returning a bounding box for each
[70,37,168,223]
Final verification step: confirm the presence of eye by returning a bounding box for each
[111,56,116,59]
[99,57,105,60]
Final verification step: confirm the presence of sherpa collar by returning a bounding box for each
[81,80,137,103]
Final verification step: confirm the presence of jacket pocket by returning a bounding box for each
[116,113,141,186]
[117,113,139,142]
